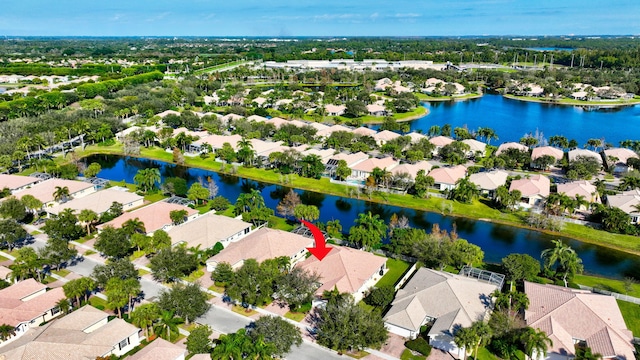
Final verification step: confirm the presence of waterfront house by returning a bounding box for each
[206,227,312,272]
[469,170,509,197]
[324,152,370,178]
[530,146,565,168]
[46,187,144,217]
[366,104,388,116]
[167,212,253,250]
[0,279,65,345]
[406,132,427,143]
[603,148,639,173]
[428,165,467,191]
[509,174,550,208]
[247,114,268,123]
[557,180,600,208]
[0,175,41,193]
[606,189,640,224]
[0,305,141,359]
[495,142,529,156]
[325,104,346,116]
[391,161,433,181]
[428,136,455,154]
[97,201,198,235]
[568,148,603,165]
[350,156,399,180]
[192,134,242,152]
[316,124,352,139]
[12,179,96,208]
[384,268,499,355]
[460,139,487,157]
[524,281,634,360]
[295,245,387,303]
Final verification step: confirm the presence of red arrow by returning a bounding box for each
[300,219,332,261]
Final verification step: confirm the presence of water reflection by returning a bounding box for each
[335,199,352,212]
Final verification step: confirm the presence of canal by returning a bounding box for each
[86,154,640,280]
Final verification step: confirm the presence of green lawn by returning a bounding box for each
[284,311,306,322]
[574,274,640,296]
[182,268,205,283]
[0,254,8,262]
[269,216,295,231]
[617,300,640,336]
[89,296,108,310]
[51,269,71,277]
[377,258,412,288]
[504,94,640,107]
[401,349,426,360]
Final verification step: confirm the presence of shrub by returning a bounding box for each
[405,338,431,357]
[210,196,231,211]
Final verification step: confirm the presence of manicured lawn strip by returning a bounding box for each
[504,94,640,107]
[0,254,8,262]
[573,274,640,297]
[283,311,306,322]
[617,300,640,336]
[137,268,150,276]
[231,305,258,317]
[401,349,426,360]
[89,296,108,310]
[476,347,500,360]
[346,350,369,359]
[52,269,71,277]
[70,144,640,256]
[377,258,411,288]
[182,268,205,283]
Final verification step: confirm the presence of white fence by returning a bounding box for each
[577,285,640,305]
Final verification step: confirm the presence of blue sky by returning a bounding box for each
[1,0,639,37]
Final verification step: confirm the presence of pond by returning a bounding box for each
[86,154,640,280]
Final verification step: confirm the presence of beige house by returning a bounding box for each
[429,136,455,154]
[568,148,603,164]
[406,132,427,143]
[352,126,377,137]
[460,139,487,157]
[530,146,564,167]
[128,338,186,360]
[366,104,388,116]
[495,142,529,156]
[12,179,96,208]
[524,281,634,360]
[384,268,499,355]
[295,245,387,303]
[391,161,433,181]
[46,188,144,217]
[316,124,352,138]
[206,228,312,272]
[469,170,509,196]
[97,201,199,235]
[0,175,40,193]
[167,212,252,249]
[606,189,640,224]
[428,165,467,191]
[325,104,346,116]
[0,305,141,359]
[557,180,600,207]
[350,157,399,180]
[509,175,550,208]
[373,130,401,146]
[0,279,66,345]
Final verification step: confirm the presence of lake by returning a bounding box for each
[86,154,640,280]
[402,94,640,147]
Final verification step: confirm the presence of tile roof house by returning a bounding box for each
[373,130,401,146]
[352,127,377,137]
[391,161,433,181]
[568,149,603,164]
[406,132,427,143]
[604,148,639,166]
[384,268,499,355]
[460,139,487,157]
[469,170,509,195]
[324,104,346,116]
[524,281,634,360]
[194,134,242,151]
[509,175,550,208]
[0,175,40,193]
[606,189,640,224]
[247,114,268,123]
[531,146,565,163]
[366,104,388,116]
[0,279,66,345]
[350,157,399,180]
[557,180,601,207]
[429,136,455,148]
[0,305,141,359]
[97,201,198,235]
[127,338,186,360]
[428,165,467,191]
[12,179,96,208]
[316,124,352,138]
[46,188,144,217]
[295,245,387,303]
[206,228,312,272]
[167,212,252,250]
[495,142,529,156]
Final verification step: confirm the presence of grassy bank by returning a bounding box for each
[503,94,640,107]
[299,105,428,124]
[72,144,640,256]
[415,93,482,102]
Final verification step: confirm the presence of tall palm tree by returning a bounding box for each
[133,168,161,193]
[212,329,252,360]
[52,186,71,203]
[155,310,184,341]
[454,326,479,359]
[122,218,146,236]
[541,240,584,287]
[237,138,256,167]
[130,303,161,339]
[520,327,553,360]
[78,209,99,235]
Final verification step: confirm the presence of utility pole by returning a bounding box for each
[570,54,574,68]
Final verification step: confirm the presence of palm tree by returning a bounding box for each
[130,303,161,339]
[575,346,602,360]
[212,329,252,360]
[520,327,553,360]
[78,209,99,235]
[541,240,584,287]
[237,137,256,167]
[155,310,184,341]
[618,176,640,191]
[122,218,146,236]
[133,168,161,193]
[454,326,479,359]
[0,324,16,341]
[52,186,71,203]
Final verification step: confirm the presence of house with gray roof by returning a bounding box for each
[384,268,499,356]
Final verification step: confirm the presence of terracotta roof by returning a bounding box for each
[351,157,399,173]
[167,212,252,249]
[128,338,186,360]
[47,188,143,216]
[568,149,603,164]
[391,161,433,180]
[406,132,427,143]
[606,189,640,215]
[328,152,369,167]
[495,142,529,155]
[0,265,11,280]
[366,104,386,113]
[249,139,284,155]
[98,201,198,234]
[247,114,268,122]
[524,281,634,360]
[207,228,312,268]
[428,165,467,185]
[13,179,94,204]
[0,279,45,300]
[352,127,377,137]
[195,134,242,150]
[604,148,639,165]
[461,139,487,153]
[509,174,550,197]
[0,174,39,191]
[156,110,181,118]
[267,117,289,128]
[469,170,509,191]
[557,180,600,203]
[308,122,330,131]
[0,280,64,327]
[429,136,454,147]
[316,124,351,138]
[373,130,401,142]
[295,245,386,295]
[385,268,498,335]
[324,104,346,114]
[531,146,564,161]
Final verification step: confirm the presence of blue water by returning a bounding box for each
[87,154,640,280]
[399,94,640,146]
